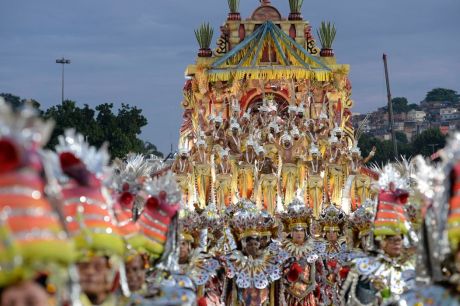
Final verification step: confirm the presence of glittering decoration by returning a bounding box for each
[377,163,409,190]
[280,198,312,231]
[55,129,111,181]
[0,98,54,149]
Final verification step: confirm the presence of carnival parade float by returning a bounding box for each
[1,1,460,306]
[174,0,377,215]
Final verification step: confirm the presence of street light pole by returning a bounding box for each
[56,57,71,103]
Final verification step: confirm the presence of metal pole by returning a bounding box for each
[61,62,65,103]
[383,53,398,157]
[56,57,71,104]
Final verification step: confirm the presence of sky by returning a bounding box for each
[1,0,459,154]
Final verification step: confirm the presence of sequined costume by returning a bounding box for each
[279,199,319,306]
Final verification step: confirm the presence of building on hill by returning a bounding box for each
[407,110,426,122]
[440,107,460,121]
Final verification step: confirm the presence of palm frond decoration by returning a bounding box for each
[355,114,370,142]
[227,0,240,13]
[316,21,337,49]
[288,0,304,13]
[194,23,214,49]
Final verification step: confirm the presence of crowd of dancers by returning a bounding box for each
[172,96,376,216]
[2,95,460,306]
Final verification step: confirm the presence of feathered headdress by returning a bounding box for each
[50,129,125,258]
[0,100,74,287]
[280,198,312,231]
[373,163,410,238]
[318,205,347,233]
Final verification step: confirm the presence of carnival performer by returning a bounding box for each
[215,148,233,209]
[199,204,226,306]
[341,164,416,306]
[226,122,242,202]
[347,199,376,261]
[209,113,226,152]
[255,147,278,213]
[0,101,76,306]
[279,199,319,306]
[179,208,223,306]
[316,112,330,156]
[304,119,318,147]
[172,146,193,208]
[316,204,349,306]
[259,209,279,251]
[139,162,198,306]
[276,131,302,206]
[306,143,325,218]
[395,135,460,305]
[224,200,282,306]
[111,154,156,295]
[348,145,376,210]
[50,129,126,306]
[263,121,280,161]
[192,138,212,208]
[325,136,348,206]
[227,122,242,158]
[238,137,257,200]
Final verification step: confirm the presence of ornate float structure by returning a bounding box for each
[173,0,377,216]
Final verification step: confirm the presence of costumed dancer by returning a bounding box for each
[50,129,126,306]
[238,137,256,200]
[224,200,282,306]
[325,135,347,207]
[279,199,319,306]
[316,205,349,306]
[341,164,416,305]
[256,146,278,214]
[139,162,197,305]
[306,143,325,218]
[347,199,376,261]
[276,131,301,206]
[179,208,223,306]
[348,145,376,211]
[192,138,211,208]
[0,101,76,305]
[396,134,460,305]
[111,154,156,297]
[172,145,193,208]
[215,147,233,209]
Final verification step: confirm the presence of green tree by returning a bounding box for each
[1,93,42,111]
[358,134,394,164]
[93,103,148,158]
[395,131,408,144]
[42,100,159,158]
[425,88,460,104]
[391,97,410,113]
[382,97,418,114]
[0,93,21,107]
[412,128,446,157]
[43,100,100,148]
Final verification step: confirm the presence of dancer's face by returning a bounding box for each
[382,235,403,258]
[125,254,146,292]
[179,240,191,264]
[326,230,338,242]
[292,228,306,244]
[245,237,260,257]
[0,281,48,306]
[77,256,111,298]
